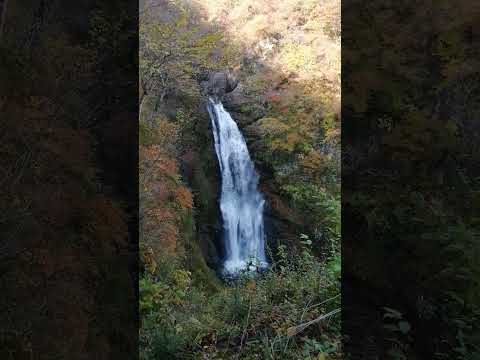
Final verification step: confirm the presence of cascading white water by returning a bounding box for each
[207,97,268,275]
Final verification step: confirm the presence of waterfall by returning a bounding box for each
[207,97,268,275]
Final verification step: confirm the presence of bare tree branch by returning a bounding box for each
[287,308,340,337]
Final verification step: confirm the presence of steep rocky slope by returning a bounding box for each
[200,0,341,252]
[139,0,340,273]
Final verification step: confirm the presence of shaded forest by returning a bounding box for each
[343,1,480,358]
[1,1,138,359]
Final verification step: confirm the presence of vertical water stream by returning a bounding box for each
[207,97,268,275]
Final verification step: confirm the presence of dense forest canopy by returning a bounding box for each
[342,0,480,358]
[1,1,137,358]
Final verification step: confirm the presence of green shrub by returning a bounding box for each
[139,236,341,359]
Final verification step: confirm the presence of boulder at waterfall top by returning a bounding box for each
[206,69,239,98]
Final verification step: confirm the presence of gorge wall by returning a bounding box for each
[139,0,340,281]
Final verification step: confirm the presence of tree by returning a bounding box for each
[139,6,225,107]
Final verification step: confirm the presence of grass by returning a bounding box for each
[140,239,341,359]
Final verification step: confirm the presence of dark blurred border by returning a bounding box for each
[342,1,480,358]
[0,1,138,359]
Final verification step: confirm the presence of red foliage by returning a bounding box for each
[175,186,194,210]
[266,91,282,103]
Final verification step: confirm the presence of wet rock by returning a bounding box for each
[206,69,239,98]
[223,87,267,125]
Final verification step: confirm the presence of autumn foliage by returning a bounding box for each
[139,124,194,265]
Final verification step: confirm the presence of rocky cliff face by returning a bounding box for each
[219,75,307,252]
[196,66,307,261]
[179,99,224,271]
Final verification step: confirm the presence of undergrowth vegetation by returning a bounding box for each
[140,239,341,359]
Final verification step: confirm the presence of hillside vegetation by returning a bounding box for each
[139,1,341,359]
